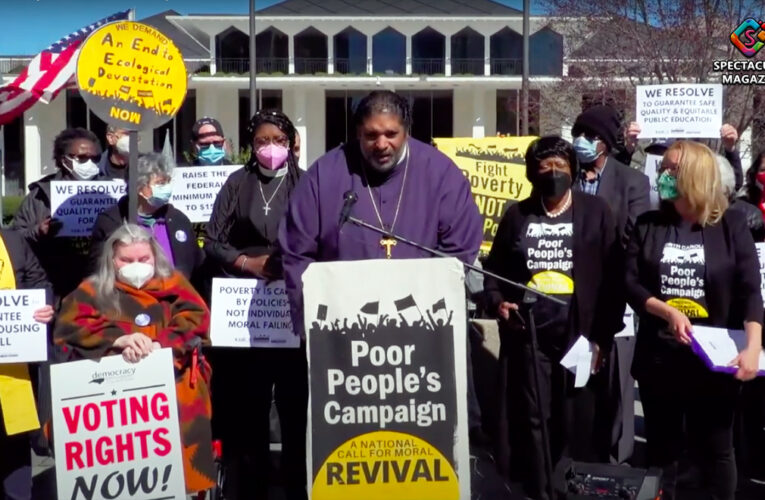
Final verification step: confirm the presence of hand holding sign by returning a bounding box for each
[665,306,693,345]
[113,332,155,362]
[33,305,54,324]
[624,122,641,152]
[730,346,761,381]
[721,123,738,152]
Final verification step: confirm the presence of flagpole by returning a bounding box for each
[0,125,5,227]
[249,0,257,116]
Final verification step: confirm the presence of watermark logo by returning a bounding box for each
[731,18,765,57]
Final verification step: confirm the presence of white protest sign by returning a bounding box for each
[170,165,241,223]
[615,305,635,338]
[303,258,471,499]
[757,243,765,303]
[636,84,722,138]
[50,181,126,237]
[644,154,662,210]
[50,348,186,500]
[209,277,298,348]
[0,289,47,363]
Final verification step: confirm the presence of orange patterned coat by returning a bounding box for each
[53,271,216,493]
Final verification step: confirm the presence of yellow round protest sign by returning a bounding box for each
[528,271,574,295]
[75,21,187,131]
[312,430,459,500]
[667,298,709,319]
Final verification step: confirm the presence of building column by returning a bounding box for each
[24,94,66,187]
[472,90,485,138]
[406,35,412,75]
[209,35,217,75]
[283,87,323,170]
[445,35,452,76]
[484,35,491,76]
[288,35,295,74]
[327,37,334,75]
[23,109,42,191]
[367,34,373,74]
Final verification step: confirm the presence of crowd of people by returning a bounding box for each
[1,89,764,500]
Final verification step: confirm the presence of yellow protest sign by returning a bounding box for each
[435,137,537,254]
[76,21,187,131]
[312,431,459,500]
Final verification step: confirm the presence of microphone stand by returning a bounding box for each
[346,214,560,499]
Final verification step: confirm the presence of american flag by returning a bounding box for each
[0,9,131,125]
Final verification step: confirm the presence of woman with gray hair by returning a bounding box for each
[89,152,204,285]
[716,153,765,241]
[54,223,216,495]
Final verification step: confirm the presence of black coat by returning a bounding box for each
[484,190,624,351]
[574,157,651,247]
[625,208,763,379]
[0,229,51,292]
[89,197,205,283]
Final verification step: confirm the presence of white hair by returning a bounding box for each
[715,153,736,200]
[134,152,174,192]
[92,224,173,313]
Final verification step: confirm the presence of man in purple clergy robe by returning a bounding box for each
[279,90,483,335]
[279,91,509,496]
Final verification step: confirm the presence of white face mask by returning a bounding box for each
[115,135,130,155]
[117,262,155,289]
[67,156,100,180]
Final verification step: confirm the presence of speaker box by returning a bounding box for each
[553,458,663,499]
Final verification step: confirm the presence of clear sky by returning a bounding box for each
[0,0,542,55]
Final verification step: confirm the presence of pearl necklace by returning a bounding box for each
[541,190,572,218]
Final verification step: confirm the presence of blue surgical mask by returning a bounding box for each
[198,144,226,164]
[147,183,173,207]
[572,136,602,164]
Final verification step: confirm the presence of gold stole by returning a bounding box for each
[0,234,40,435]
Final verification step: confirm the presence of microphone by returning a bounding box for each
[339,191,358,226]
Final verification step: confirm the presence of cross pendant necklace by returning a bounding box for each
[380,237,397,258]
[361,148,410,260]
[258,173,287,217]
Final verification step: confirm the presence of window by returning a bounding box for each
[1,115,25,197]
[497,89,540,136]
[324,90,453,150]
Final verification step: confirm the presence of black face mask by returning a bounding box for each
[535,170,571,198]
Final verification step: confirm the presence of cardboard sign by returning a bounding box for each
[636,84,722,139]
[50,348,186,500]
[170,165,241,223]
[304,258,470,500]
[50,180,126,237]
[0,289,47,363]
[209,277,298,348]
[76,21,188,131]
[435,137,536,254]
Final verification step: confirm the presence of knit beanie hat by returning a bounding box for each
[571,105,621,151]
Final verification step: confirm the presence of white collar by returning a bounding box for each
[397,142,409,165]
[259,165,289,178]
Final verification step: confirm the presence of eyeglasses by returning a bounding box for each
[198,141,225,149]
[66,154,100,163]
[254,136,289,149]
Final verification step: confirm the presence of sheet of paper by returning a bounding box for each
[560,335,594,388]
[691,325,765,374]
[615,305,636,338]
